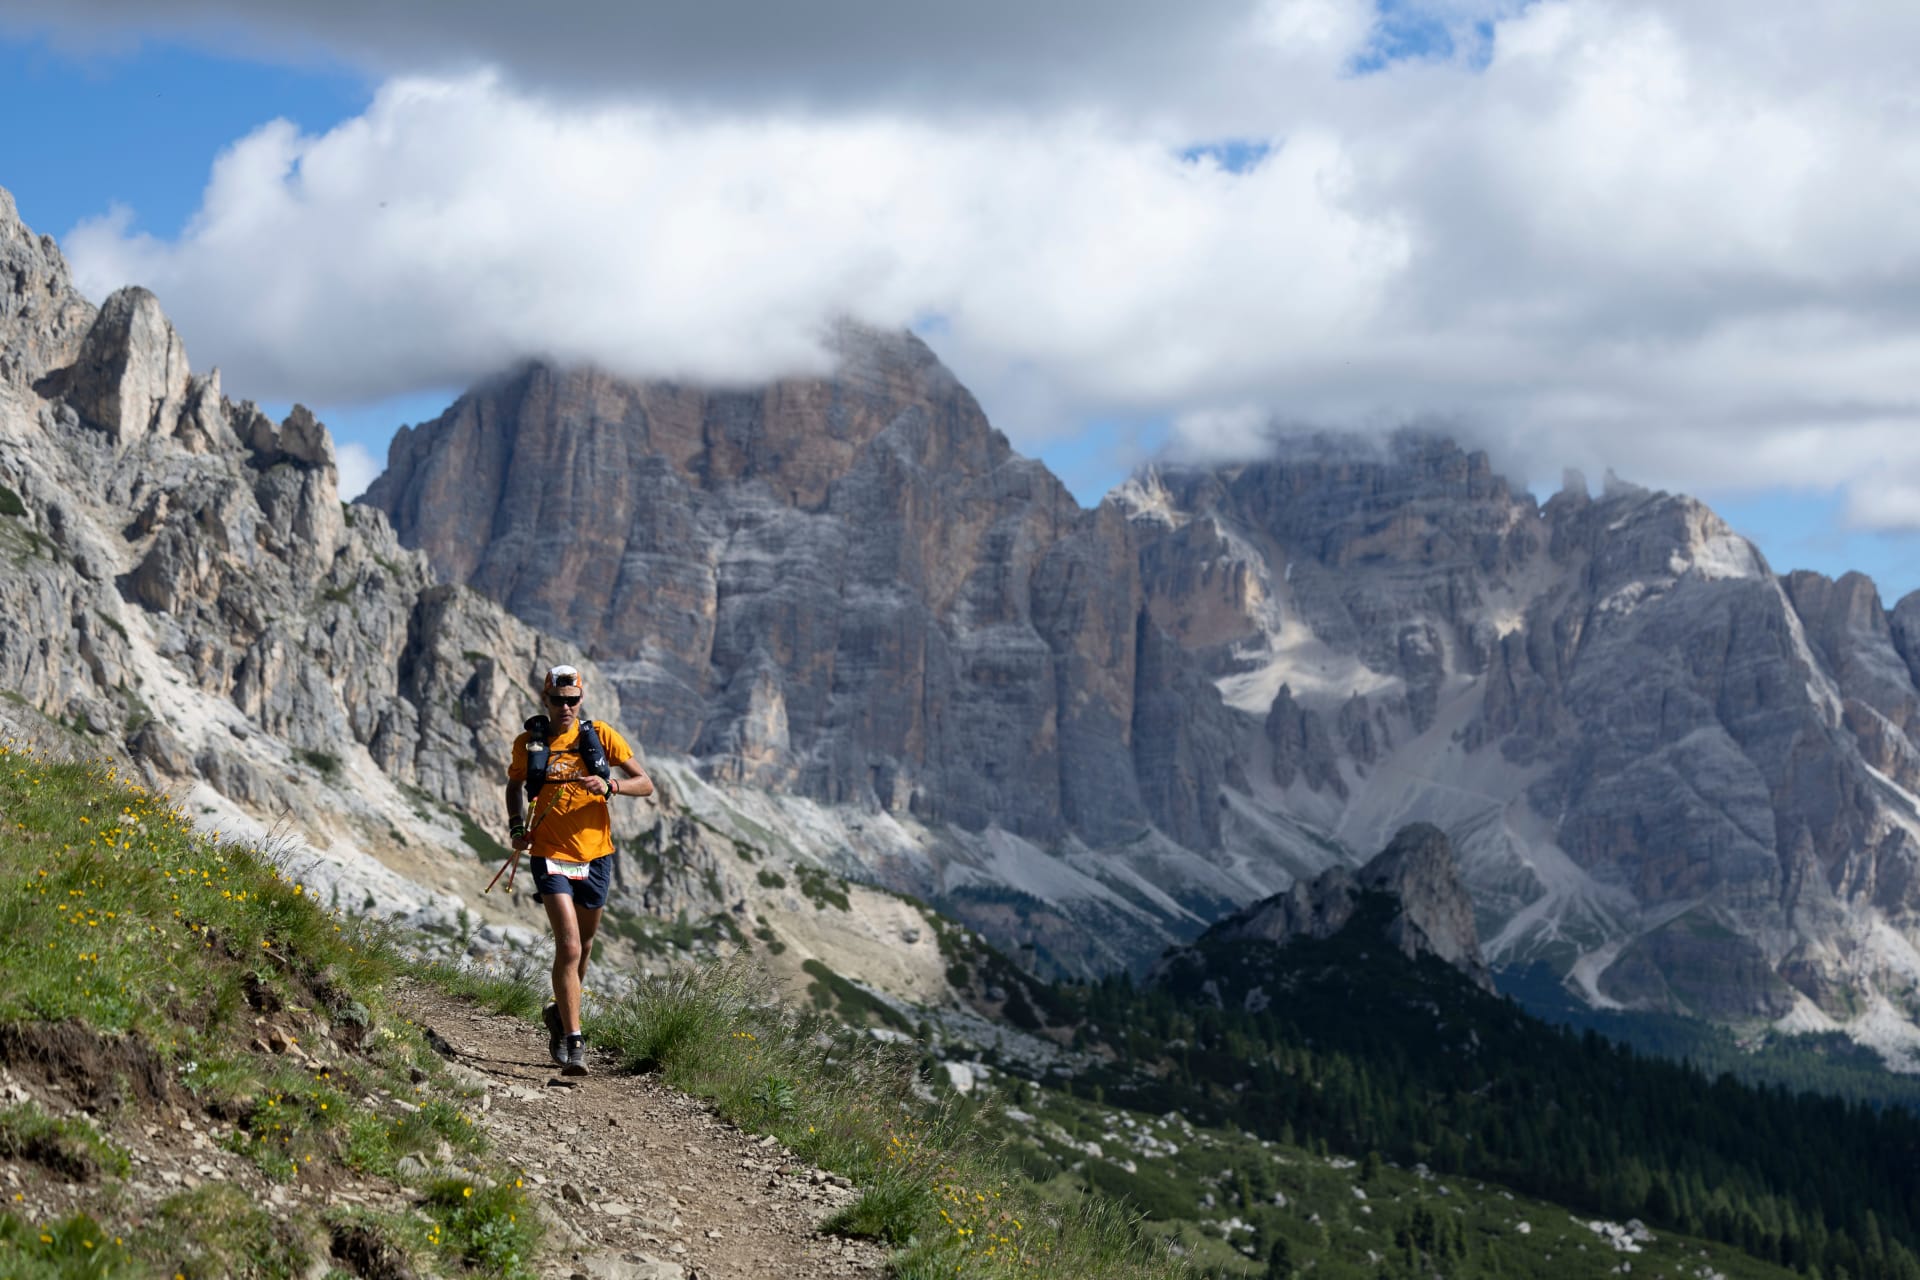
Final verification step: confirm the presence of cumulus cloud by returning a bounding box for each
[62,74,1404,415]
[31,0,1920,526]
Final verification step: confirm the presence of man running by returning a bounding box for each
[506,664,653,1074]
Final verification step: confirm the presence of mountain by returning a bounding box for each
[360,336,1295,970]
[363,339,1242,847]
[0,185,1168,1017]
[1067,866,1920,1280]
[1116,444,1920,1057]
[1155,822,1494,1001]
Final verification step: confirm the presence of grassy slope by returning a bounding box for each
[0,745,542,1279]
[585,961,1186,1279]
[0,743,1190,1280]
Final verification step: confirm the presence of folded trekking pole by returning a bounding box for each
[483,777,590,893]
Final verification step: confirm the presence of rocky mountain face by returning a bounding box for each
[0,185,1162,1011]
[1170,823,1494,993]
[1150,824,1494,1012]
[1115,440,1920,1058]
[361,335,1281,972]
[363,342,1240,853]
[0,186,761,966]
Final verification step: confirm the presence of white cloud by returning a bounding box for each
[61,74,1404,416]
[334,440,379,500]
[35,0,1920,526]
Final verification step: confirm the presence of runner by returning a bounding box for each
[505,664,653,1074]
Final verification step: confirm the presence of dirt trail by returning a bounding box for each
[391,979,889,1280]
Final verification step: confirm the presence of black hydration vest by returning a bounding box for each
[522,715,611,798]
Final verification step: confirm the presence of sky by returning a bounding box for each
[3,2,1919,598]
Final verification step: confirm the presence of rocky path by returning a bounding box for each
[391,980,889,1280]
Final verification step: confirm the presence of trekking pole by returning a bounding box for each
[482,777,589,894]
[484,848,521,895]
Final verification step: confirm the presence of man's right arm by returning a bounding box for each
[506,780,530,851]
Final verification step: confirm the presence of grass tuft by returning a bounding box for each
[423,1177,541,1279]
[0,1102,130,1181]
[823,1169,935,1245]
[156,1183,310,1279]
[405,955,544,1021]
[0,1209,138,1278]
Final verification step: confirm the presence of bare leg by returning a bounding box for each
[575,906,603,990]
[544,894,585,1034]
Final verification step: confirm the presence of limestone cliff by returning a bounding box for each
[1118,441,1920,1055]
[361,334,1245,859]
[0,187,679,964]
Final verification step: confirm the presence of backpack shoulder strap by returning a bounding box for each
[522,715,553,798]
[578,720,612,781]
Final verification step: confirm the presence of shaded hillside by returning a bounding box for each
[1046,861,1920,1280]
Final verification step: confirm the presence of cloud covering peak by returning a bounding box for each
[26,0,1920,526]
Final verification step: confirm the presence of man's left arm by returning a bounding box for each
[601,726,653,800]
[611,756,654,799]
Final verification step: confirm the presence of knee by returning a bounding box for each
[553,937,584,968]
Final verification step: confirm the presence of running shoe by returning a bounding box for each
[562,1033,588,1077]
[542,1002,566,1067]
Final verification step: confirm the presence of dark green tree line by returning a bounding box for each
[1054,896,1920,1279]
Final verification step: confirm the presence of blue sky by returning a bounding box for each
[4,8,1919,602]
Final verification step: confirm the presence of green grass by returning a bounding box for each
[0,745,536,1277]
[405,955,544,1021]
[793,864,852,912]
[586,959,1188,1279]
[0,512,48,564]
[0,755,390,1035]
[802,958,914,1033]
[0,482,25,518]
[155,1183,310,1279]
[0,1103,130,1181]
[423,1177,540,1278]
[0,1209,139,1278]
[293,748,341,778]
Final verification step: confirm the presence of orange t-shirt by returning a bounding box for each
[508,721,635,863]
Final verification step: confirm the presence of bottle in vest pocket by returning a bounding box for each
[523,715,612,797]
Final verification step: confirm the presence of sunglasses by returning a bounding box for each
[546,694,581,706]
